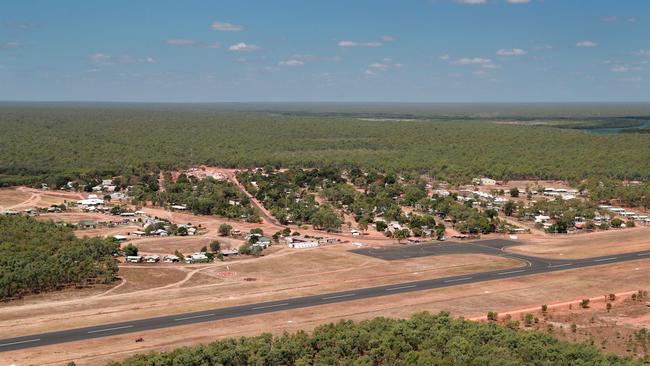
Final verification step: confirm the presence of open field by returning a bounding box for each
[507,226,650,259]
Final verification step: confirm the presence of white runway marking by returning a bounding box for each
[549,263,573,268]
[0,338,41,347]
[385,285,417,291]
[174,313,215,321]
[322,293,356,300]
[637,253,650,257]
[87,325,133,334]
[498,269,525,275]
[594,257,618,262]
[252,303,290,310]
[444,277,473,283]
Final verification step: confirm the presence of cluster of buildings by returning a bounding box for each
[283,236,337,249]
[599,205,650,223]
[543,187,580,201]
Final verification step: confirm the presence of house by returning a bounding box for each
[254,236,272,248]
[78,220,97,229]
[1,210,19,216]
[144,255,160,263]
[221,248,240,256]
[171,204,188,211]
[473,177,496,186]
[113,235,128,241]
[77,198,104,206]
[126,256,143,263]
[534,215,551,224]
[132,230,147,237]
[186,252,209,263]
[163,255,180,263]
[285,236,320,249]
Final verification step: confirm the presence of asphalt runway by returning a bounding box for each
[2,239,650,352]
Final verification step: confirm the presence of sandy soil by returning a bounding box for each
[508,226,650,259]
[0,187,82,211]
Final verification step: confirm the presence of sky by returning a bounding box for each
[0,0,649,103]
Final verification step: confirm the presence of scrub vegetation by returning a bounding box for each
[106,312,641,366]
[0,215,119,300]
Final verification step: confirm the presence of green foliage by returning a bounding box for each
[123,243,139,257]
[218,224,232,236]
[209,241,221,253]
[2,106,650,187]
[107,312,641,366]
[0,215,118,300]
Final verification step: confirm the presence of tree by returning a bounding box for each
[487,311,498,321]
[393,229,409,243]
[123,243,138,257]
[311,206,342,231]
[541,304,548,313]
[606,303,612,313]
[210,240,221,253]
[218,224,232,236]
[375,221,388,232]
[510,187,520,198]
[504,201,516,216]
[611,218,623,228]
[580,299,590,309]
[200,245,208,253]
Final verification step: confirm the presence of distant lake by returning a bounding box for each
[588,122,650,134]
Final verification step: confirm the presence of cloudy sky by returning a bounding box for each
[0,0,649,102]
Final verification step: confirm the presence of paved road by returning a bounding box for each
[2,239,650,352]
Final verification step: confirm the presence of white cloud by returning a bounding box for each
[602,16,618,23]
[636,50,650,57]
[576,41,598,48]
[456,0,487,4]
[229,42,260,52]
[90,53,155,65]
[278,59,304,67]
[211,21,243,32]
[338,40,382,48]
[381,35,396,42]
[617,77,642,83]
[610,66,630,73]
[496,48,526,56]
[369,62,389,70]
[453,57,493,65]
[507,0,530,3]
[165,39,198,47]
[0,41,20,50]
[439,54,450,60]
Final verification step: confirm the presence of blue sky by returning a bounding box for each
[0,0,649,102]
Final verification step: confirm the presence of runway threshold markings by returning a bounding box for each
[444,277,473,283]
[174,313,216,321]
[0,338,41,347]
[87,325,133,334]
[385,285,417,291]
[251,303,290,310]
[322,293,356,300]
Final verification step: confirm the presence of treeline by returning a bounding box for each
[0,215,119,300]
[2,106,650,187]
[106,312,640,366]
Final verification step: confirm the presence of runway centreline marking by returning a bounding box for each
[444,277,473,283]
[638,253,650,256]
[322,293,356,300]
[594,257,618,262]
[0,338,41,347]
[174,313,216,321]
[385,285,417,291]
[87,325,133,334]
[251,303,290,310]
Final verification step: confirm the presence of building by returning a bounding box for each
[78,220,97,229]
[126,256,143,263]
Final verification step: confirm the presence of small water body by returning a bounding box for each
[588,122,650,135]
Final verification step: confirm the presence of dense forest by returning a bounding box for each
[106,312,640,366]
[1,105,650,187]
[0,215,119,300]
